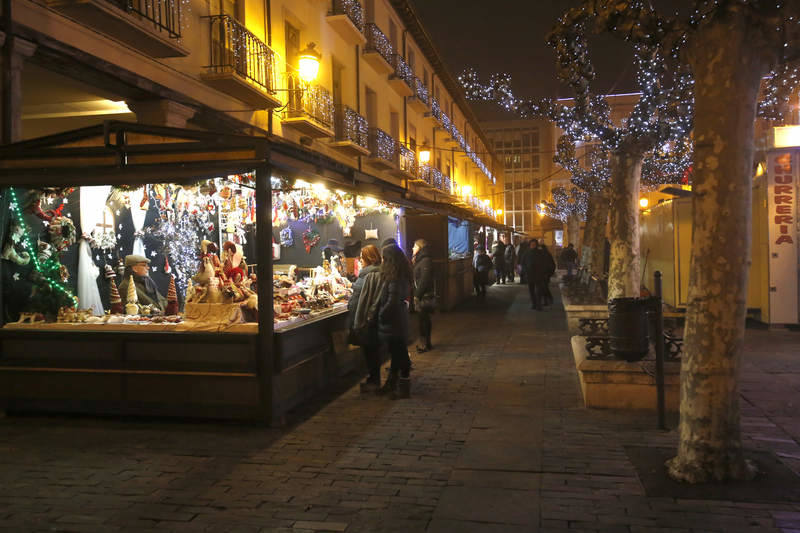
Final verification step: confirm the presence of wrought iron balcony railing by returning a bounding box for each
[396,142,416,175]
[334,105,369,149]
[431,167,444,191]
[417,164,433,185]
[364,23,393,65]
[329,0,364,32]
[368,127,396,164]
[206,15,278,95]
[390,53,414,88]
[113,0,181,38]
[412,77,429,105]
[431,97,441,121]
[287,74,335,128]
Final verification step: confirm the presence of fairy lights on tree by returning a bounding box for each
[541,186,587,222]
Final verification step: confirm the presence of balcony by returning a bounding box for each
[363,23,393,75]
[388,54,414,97]
[431,167,445,191]
[407,77,429,113]
[424,96,440,125]
[330,105,370,157]
[415,164,433,185]
[282,74,335,138]
[45,0,188,57]
[200,15,281,109]
[366,127,396,170]
[327,0,366,46]
[391,142,416,179]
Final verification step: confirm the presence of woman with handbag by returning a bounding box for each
[347,245,384,393]
[377,244,414,399]
[412,239,435,353]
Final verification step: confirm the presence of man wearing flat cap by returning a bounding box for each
[118,254,167,312]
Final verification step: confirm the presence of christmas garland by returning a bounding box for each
[302,228,320,253]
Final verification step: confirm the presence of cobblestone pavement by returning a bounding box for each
[2,282,800,532]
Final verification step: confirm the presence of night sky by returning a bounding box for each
[410,0,640,119]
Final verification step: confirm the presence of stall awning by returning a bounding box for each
[0,121,268,187]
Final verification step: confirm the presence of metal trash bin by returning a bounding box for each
[608,297,650,362]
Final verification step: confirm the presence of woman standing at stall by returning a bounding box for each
[347,244,384,393]
[412,239,435,353]
[377,244,414,399]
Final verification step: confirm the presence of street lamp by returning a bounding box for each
[639,197,649,209]
[462,185,472,198]
[298,42,322,83]
[418,143,431,164]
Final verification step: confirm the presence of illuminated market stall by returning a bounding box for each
[0,123,509,422]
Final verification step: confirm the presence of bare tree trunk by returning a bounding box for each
[581,187,609,279]
[566,214,580,252]
[666,11,770,484]
[607,151,642,299]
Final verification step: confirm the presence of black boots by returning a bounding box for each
[394,377,411,399]
[377,369,411,399]
[416,336,433,353]
[378,369,398,395]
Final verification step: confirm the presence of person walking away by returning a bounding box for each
[347,245,384,393]
[504,237,516,283]
[473,247,492,299]
[522,240,547,310]
[561,243,578,279]
[491,237,506,285]
[377,244,414,399]
[412,239,435,353]
[539,244,557,307]
[517,239,529,284]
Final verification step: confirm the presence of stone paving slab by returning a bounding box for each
[1,281,800,532]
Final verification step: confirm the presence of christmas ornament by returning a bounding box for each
[109,279,124,314]
[125,275,139,315]
[280,227,293,247]
[164,256,171,274]
[165,275,179,315]
[302,228,321,253]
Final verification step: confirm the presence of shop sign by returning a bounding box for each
[767,151,799,324]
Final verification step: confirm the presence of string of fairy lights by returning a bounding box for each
[7,187,78,307]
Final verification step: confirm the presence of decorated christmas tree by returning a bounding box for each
[165,275,178,316]
[109,279,123,314]
[124,275,139,315]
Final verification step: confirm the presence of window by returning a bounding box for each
[285,22,300,70]
[522,158,531,169]
[522,133,531,146]
[513,139,521,147]
[365,86,377,125]
[408,48,415,71]
[532,154,541,170]
[423,68,429,88]
[388,19,398,51]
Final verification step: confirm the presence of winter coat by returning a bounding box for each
[346,264,380,331]
[473,253,491,284]
[561,247,578,264]
[378,277,411,341]
[522,247,555,282]
[540,246,556,278]
[491,241,506,267]
[504,243,516,265]
[413,248,434,300]
[118,274,167,312]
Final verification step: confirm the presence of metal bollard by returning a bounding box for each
[653,271,666,430]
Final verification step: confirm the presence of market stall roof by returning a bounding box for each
[0,121,269,187]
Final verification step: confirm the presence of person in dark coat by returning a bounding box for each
[561,243,578,278]
[516,239,529,284]
[347,244,383,392]
[491,238,506,285]
[473,247,492,299]
[539,244,556,307]
[522,240,553,311]
[503,236,516,283]
[377,244,413,399]
[118,254,167,312]
[412,239,435,353]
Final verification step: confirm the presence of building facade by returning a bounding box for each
[4,0,501,216]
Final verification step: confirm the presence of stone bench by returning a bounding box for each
[571,335,680,411]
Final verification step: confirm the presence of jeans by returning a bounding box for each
[495,265,505,284]
[528,279,547,310]
[385,337,411,377]
[567,262,576,277]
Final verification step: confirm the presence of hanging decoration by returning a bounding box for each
[48,216,77,253]
[364,228,379,241]
[280,227,294,247]
[302,227,321,253]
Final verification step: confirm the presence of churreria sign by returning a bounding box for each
[767,151,799,324]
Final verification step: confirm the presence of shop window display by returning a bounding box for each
[2,176,259,331]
